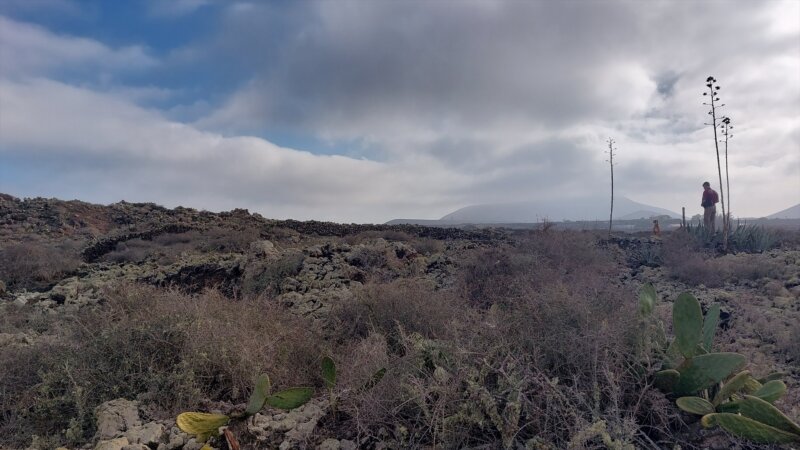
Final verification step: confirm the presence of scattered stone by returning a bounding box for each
[248,399,327,448]
[318,439,357,450]
[125,422,164,446]
[95,399,142,440]
[94,437,130,450]
[250,239,279,256]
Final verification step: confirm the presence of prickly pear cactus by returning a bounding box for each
[655,292,800,445]
[672,352,745,396]
[245,374,271,416]
[265,387,313,410]
[176,412,230,442]
[676,396,714,415]
[701,414,800,444]
[638,283,657,316]
[673,293,703,358]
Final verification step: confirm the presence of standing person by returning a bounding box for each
[701,181,720,232]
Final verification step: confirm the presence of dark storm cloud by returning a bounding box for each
[199,1,652,134]
[655,71,681,98]
[199,0,772,139]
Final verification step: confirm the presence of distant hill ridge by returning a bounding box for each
[437,196,679,224]
[767,203,800,219]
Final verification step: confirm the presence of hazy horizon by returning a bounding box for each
[1,0,798,222]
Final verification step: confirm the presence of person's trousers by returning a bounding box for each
[704,205,716,232]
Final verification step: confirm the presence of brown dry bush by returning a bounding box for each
[241,251,305,296]
[345,245,389,270]
[0,239,82,289]
[662,232,723,287]
[410,237,444,256]
[662,232,787,287]
[100,227,262,264]
[714,253,786,283]
[330,231,676,448]
[0,284,321,447]
[331,279,464,348]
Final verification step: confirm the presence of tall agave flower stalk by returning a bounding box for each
[606,138,616,237]
[720,116,733,227]
[703,76,728,249]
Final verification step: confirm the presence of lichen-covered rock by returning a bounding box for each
[248,399,327,449]
[95,399,142,440]
[318,438,357,450]
[125,422,164,446]
[250,239,279,256]
[94,437,129,450]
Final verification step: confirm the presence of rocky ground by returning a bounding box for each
[1,194,799,449]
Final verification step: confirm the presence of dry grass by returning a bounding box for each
[99,227,262,264]
[0,239,82,290]
[662,232,788,287]
[0,284,321,446]
[324,231,677,448]
[11,229,780,448]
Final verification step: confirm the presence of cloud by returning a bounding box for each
[0,1,798,221]
[0,79,472,222]
[146,0,213,18]
[0,15,157,78]
[0,0,81,16]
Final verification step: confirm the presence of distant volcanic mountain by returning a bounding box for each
[438,196,679,223]
[767,203,800,219]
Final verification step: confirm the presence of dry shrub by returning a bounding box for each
[331,232,675,448]
[0,284,321,447]
[241,251,305,296]
[343,230,412,245]
[0,240,81,289]
[715,254,785,283]
[663,232,786,287]
[332,279,464,349]
[411,237,444,256]
[459,246,528,308]
[100,228,262,264]
[345,245,389,270]
[662,232,723,287]
[460,231,614,308]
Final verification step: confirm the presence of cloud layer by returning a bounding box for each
[0,1,798,221]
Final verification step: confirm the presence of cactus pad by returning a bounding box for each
[702,303,720,352]
[322,356,336,389]
[653,369,680,392]
[673,293,703,358]
[737,395,800,435]
[701,413,800,443]
[639,284,657,316]
[176,412,229,441]
[676,396,714,415]
[266,387,313,410]
[245,374,271,416]
[712,370,750,406]
[754,380,786,404]
[673,352,745,396]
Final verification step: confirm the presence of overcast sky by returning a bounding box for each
[0,0,798,223]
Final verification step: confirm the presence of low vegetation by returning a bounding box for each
[1,209,798,449]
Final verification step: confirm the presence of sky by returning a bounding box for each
[0,0,798,223]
